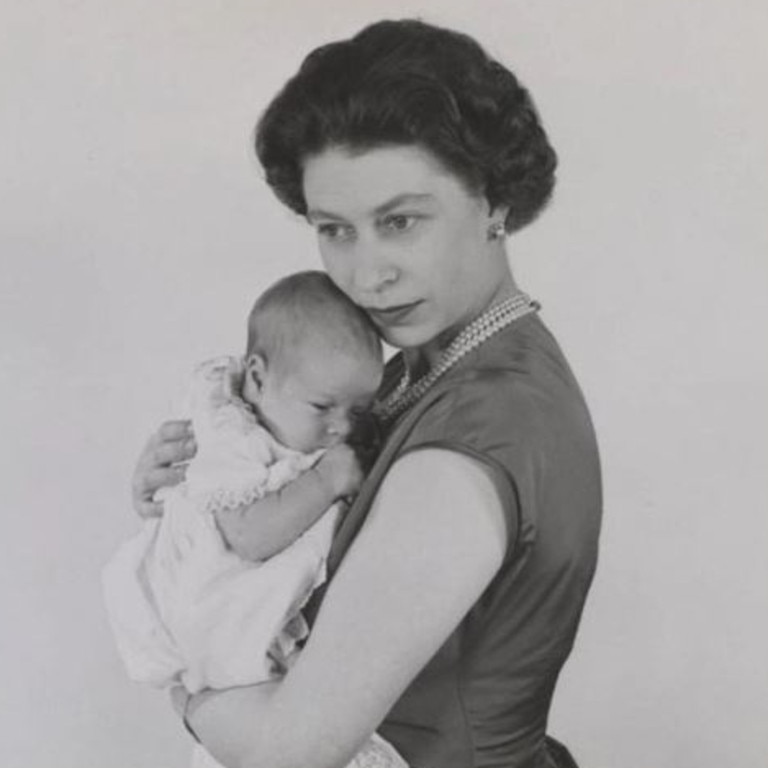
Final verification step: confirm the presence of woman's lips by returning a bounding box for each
[366,300,423,326]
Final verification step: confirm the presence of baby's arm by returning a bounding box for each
[214,444,362,561]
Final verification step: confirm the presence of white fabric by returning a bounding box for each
[103,356,408,768]
[102,356,340,693]
[190,733,409,768]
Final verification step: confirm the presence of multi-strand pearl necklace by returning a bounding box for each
[374,292,539,422]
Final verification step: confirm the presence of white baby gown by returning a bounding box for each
[103,356,338,692]
[103,356,408,768]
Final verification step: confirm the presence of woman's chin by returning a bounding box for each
[377,325,431,351]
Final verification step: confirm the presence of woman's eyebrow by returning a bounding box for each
[307,193,434,222]
[306,209,346,223]
[373,193,434,215]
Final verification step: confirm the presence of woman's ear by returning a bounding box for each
[484,204,510,242]
[487,202,510,220]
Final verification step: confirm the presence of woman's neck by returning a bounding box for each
[404,272,520,375]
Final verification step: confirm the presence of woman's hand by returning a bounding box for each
[131,420,197,518]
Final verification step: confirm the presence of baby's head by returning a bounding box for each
[242,271,383,453]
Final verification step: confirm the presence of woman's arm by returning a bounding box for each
[214,444,362,561]
[186,448,508,768]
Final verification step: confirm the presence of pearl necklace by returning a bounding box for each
[374,292,539,422]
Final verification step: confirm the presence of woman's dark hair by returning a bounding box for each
[256,19,557,234]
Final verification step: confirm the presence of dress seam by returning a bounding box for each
[456,625,478,768]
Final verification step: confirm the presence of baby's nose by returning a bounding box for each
[327,414,352,441]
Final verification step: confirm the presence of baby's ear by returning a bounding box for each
[244,353,267,392]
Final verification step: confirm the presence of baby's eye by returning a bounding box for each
[380,214,418,234]
[316,222,355,242]
[310,402,331,413]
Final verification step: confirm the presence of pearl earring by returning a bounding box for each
[487,222,506,241]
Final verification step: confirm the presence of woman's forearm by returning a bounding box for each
[185,681,362,768]
[185,684,276,768]
[187,450,507,768]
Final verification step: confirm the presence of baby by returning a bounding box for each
[103,271,406,768]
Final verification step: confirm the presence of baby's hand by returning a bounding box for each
[315,444,364,500]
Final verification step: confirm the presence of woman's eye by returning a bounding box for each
[381,214,417,233]
[317,223,354,242]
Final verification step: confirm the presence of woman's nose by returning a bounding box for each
[352,243,399,294]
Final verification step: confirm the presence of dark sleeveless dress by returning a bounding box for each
[310,313,602,768]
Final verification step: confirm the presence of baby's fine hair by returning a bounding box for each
[256,18,557,234]
[246,271,382,372]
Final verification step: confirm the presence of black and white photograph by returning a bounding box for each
[1,1,766,767]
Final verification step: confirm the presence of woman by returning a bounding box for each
[132,19,601,768]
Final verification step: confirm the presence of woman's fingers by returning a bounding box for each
[158,419,194,442]
[131,420,196,518]
[149,436,197,467]
[132,465,188,518]
[148,420,196,464]
[135,498,165,520]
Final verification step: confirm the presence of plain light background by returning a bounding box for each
[1,1,766,766]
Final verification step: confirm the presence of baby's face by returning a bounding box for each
[246,348,383,453]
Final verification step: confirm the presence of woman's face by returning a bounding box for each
[302,145,513,357]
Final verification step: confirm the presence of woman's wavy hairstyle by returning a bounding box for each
[255,19,557,234]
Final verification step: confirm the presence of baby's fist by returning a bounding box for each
[316,444,364,500]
